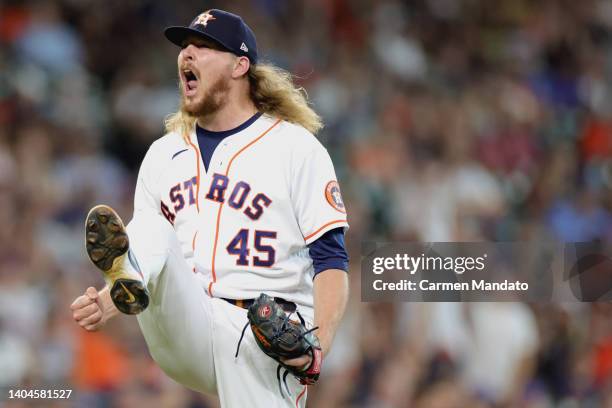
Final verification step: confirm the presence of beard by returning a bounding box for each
[180,74,230,118]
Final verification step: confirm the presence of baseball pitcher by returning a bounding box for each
[70,9,349,407]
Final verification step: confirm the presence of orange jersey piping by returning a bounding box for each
[304,219,347,242]
[186,137,201,213]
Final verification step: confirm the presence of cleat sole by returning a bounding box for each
[85,205,148,315]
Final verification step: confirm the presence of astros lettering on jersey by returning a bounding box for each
[134,114,349,322]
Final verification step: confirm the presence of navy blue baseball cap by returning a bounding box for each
[164,9,258,64]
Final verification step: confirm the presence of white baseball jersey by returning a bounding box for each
[134,113,348,321]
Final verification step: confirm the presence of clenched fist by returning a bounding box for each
[70,286,118,331]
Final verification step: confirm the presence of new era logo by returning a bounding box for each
[240,42,249,52]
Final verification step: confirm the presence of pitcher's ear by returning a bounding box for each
[232,56,251,78]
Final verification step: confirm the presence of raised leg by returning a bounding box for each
[84,206,216,394]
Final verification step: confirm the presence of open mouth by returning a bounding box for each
[182,68,199,96]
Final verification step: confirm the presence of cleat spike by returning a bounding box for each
[90,248,106,262]
[112,236,128,249]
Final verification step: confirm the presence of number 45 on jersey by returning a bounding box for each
[226,229,276,267]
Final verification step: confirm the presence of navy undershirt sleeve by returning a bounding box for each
[307,227,349,277]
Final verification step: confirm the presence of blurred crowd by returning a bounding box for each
[1,0,612,406]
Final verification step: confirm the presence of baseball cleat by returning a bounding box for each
[85,205,149,315]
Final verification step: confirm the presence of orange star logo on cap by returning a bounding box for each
[194,11,216,27]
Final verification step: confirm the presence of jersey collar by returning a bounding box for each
[196,112,263,139]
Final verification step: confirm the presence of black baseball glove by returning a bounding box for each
[235,293,322,396]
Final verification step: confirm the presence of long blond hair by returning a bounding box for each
[164,62,323,143]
